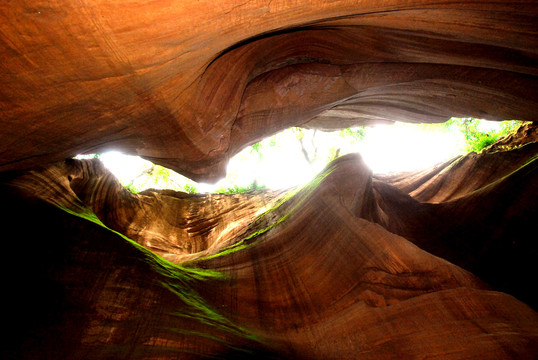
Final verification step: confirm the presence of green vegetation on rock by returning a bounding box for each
[78,119,526,194]
[123,164,198,194]
[193,163,337,263]
[446,118,522,153]
[54,203,262,347]
[214,183,267,194]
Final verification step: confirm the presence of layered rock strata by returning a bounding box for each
[2,131,537,359]
[1,1,537,180]
[1,0,537,358]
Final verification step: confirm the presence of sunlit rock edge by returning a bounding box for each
[2,123,537,359]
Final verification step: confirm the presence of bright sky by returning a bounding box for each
[359,123,463,174]
[212,122,466,191]
[82,120,503,192]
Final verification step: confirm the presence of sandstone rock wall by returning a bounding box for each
[1,1,537,180]
[2,129,537,358]
[1,1,537,358]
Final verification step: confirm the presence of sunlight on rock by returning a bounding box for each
[76,119,520,193]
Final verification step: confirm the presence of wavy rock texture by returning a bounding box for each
[1,0,538,359]
[1,0,537,180]
[2,130,538,359]
[63,158,285,262]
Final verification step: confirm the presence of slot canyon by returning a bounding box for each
[1,1,537,359]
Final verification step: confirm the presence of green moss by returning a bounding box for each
[54,203,262,346]
[192,165,336,263]
[57,204,224,279]
[489,149,538,184]
[214,183,267,194]
[162,282,260,342]
[466,147,538,197]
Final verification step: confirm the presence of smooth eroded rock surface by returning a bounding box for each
[1,1,537,358]
[2,133,537,358]
[1,0,537,180]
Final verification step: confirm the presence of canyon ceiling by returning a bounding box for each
[1,0,537,180]
[1,1,537,359]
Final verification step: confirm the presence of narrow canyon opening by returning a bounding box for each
[76,118,523,194]
[2,2,537,359]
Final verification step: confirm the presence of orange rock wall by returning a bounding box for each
[1,1,537,180]
[1,1,537,358]
[2,140,537,359]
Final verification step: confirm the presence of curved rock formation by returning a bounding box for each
[2,129,538,358]
[1,0,537,359]
[1,0,537,180]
